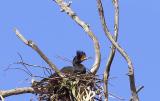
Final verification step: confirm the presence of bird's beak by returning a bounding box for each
[81,56,87,61]
[83,57,87,61]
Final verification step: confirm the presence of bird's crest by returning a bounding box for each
[76,51,87,61]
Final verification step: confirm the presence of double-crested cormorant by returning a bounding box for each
[37,51,87,101]
[60,51,87,75]
[41,51,87,80]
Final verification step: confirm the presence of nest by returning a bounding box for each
[32,73,103,101]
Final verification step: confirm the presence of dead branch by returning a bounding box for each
[0,87,34,98]
[53,0,101,74]
[16,52,53,75]
[14,28,63,77]
[97,0,119,100]
[97,0,139,101]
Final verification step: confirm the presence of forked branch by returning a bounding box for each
[97,0,139,101]
[97,0,119,100]
[14,28,63,77]
[53,0,101,74]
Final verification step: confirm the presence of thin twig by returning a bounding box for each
[53,0,101,74]
[97,0,139,101]
[4,67,32,77]
[109,92,125,101]
[14,28,63,77]
[55,55,72,63]
[17,52,33,76]
[136,86,144,94]
[130,86,144,101]
[0,87,34,98]
[5,67,46,79]
[4,59,52,78]
[16,61,52,70]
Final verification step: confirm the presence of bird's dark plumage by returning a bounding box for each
[48,51,87,78]
[72,51,87,74]
[60,66,74,74]
[60,51,87,75]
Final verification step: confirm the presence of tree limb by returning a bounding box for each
[97,0,139,101]
[97,0,119,100]
[53,0,101,74]
[0,87,34,98]
[14,28,63,77]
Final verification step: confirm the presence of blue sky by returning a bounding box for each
[0,0,159,101]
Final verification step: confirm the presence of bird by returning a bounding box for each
[52,51,87,100]
[40,51,87,81]
[59,51,87,75]
[37,51,87,101]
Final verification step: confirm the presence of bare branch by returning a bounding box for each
[97,0,119,100]
[0,87,34,98]
[53,0,101,74]
[14,28,63,77]
[97,0,139,101]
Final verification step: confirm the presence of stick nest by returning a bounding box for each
[32,73,103,101]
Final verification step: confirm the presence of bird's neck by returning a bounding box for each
[72,56,81,66]
[73,63,86,74]
[73,63,83,67]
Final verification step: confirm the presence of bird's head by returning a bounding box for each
[73,51,87,64]
[77,51,87,62]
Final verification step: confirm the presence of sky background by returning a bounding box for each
[0,0,159,101]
